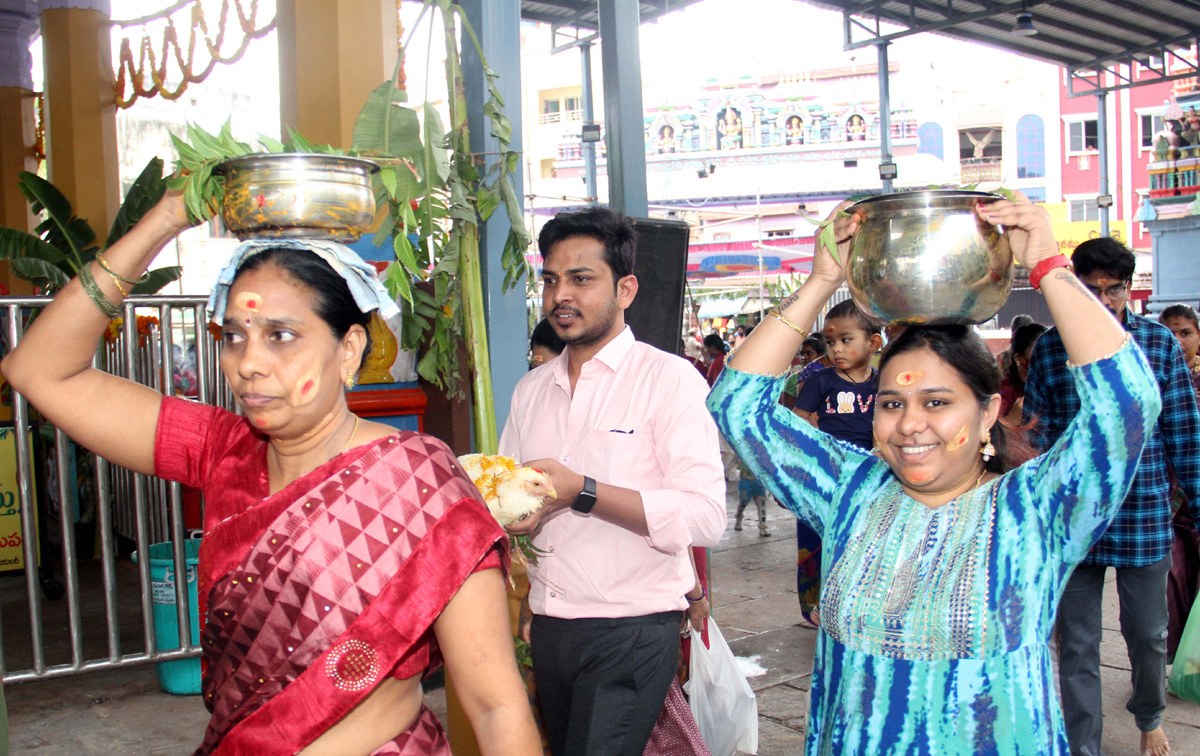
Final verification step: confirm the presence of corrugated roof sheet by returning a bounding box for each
[789,0,1200,71]
[519,0,708,30]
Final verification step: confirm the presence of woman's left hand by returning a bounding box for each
[975,191,1059,270]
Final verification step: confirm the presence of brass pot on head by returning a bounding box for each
[217,153,381,242]
[845,190,1013,326]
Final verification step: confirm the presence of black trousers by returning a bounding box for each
[530,611,682,756]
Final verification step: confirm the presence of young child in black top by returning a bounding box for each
[794,299,883,448]
[790,299,882,625]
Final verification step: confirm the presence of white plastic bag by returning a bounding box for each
[684,620,758,756]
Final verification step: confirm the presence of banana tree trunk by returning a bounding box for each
[444,9,497,455]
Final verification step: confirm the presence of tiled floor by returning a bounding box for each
[6,499,1200,755]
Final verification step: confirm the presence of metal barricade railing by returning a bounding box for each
[1,295,234,683]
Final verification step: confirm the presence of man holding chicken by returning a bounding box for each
[499,208,726,756]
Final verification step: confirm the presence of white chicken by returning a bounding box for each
[458,454,557,568]
[457,454,557,528]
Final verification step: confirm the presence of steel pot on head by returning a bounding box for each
[845,190,1013,326]
[217,153,380,242]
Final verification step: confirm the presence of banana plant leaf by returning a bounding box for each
[0,227,71,290]
[106,158,167,249]
[131,266,182,295]
[17,172,96,262]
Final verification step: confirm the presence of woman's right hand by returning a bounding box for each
[146,190,196,237]
[975,191,1059,270]
[810,201,860,286]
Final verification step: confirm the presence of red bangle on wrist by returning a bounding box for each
[1029,254,1071,292]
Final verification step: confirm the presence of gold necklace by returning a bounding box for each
[340,415,360,454]
[973,467,989,490]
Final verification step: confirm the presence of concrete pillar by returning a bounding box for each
[0,1,38,244]
[276,0,397,149]
[39,0,120,234]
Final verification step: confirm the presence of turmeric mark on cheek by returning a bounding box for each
[947,425,970,451]
[290,371,320,407]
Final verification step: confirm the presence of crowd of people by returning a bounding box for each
[3,186,1198,756]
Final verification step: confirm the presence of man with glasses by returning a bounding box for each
[1024,237,1200,756]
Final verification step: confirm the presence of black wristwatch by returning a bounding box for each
[572,476,598,514]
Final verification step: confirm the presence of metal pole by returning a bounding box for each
[581,41,598,205]
[599,0,649,216]
[1098,91,1110,236]
[877,41,894,194]
[8,305,44,675]
[756,191,764,322]
[123,305,156,657]
[54,428,83,669]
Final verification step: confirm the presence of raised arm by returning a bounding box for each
[976,194,1127,364]
[0,194,192,475]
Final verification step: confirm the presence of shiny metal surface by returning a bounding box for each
[846,190,1013,326]
[217,153,381,242]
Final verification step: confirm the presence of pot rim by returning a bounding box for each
[215,153,381,175]
[851,189,1002,210]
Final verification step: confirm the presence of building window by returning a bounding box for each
[959,128,1001,160]
[1016,115,1045,178]
[765,229,794,238]
[917,123,943,161]
[1141,113,1166,148]
[1023,187,1046,203]
[1068,198,1100,222]
[1067,119,1099,152]
[540,98,561,124]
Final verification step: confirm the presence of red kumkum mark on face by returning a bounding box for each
[907,468,933,484]
[234,292,263,313]
[947,425,970,452]
[896,370,923,386]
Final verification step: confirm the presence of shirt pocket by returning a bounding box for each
[584,428,650,487]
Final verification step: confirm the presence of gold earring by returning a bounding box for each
[344,376,356,390]
[980,431,996,462]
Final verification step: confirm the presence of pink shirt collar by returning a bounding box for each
[551,325,636,392]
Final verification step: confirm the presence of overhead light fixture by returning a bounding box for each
[1012,2,1037,36]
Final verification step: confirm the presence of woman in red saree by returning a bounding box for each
[2,194,541,756]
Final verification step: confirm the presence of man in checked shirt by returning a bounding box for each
[1024,238,1200,756]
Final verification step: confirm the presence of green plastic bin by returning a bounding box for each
[133,539,201,695]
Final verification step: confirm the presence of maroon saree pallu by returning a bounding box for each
[192,433,507,756]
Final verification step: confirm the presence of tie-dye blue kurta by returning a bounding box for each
[707,340,1160,755]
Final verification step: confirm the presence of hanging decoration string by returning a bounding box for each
[114,0,275,109]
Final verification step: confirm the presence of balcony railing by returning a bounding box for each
[961,157,1003,184]
[538,109,583,125]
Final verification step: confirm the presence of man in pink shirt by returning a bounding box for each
[501,208,726,756]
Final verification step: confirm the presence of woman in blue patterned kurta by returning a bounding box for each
[708,193,1161,755]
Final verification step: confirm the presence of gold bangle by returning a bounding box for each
[104,270,129,299]
[769,309,809,339]
[95,250,149,286]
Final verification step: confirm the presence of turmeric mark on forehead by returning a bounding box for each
[896,370,923,387]
[234,292,263,313]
